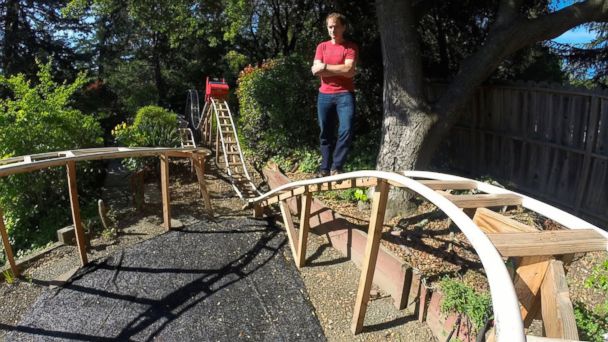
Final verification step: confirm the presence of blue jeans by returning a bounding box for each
[317,92,355,171]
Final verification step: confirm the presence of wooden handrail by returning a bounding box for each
[0,147,211,276]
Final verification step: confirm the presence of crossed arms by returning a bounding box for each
[311,59,356,78]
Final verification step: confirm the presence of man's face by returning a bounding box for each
[326,18,345,41]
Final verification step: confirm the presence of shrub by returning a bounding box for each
[0,60,104,253]
[439,277,492,332]
[112,105,179,171]
[236,56,318,166]
[575,259,608,341]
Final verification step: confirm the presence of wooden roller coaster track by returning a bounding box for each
[246,170,608,342]
[185,88,259,200]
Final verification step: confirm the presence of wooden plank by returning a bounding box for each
[261,177,376,206]
[66,161,88,265]
[192,153,213,214]
[514,255,551,326]
[297,192,312,269]
[417,180,477,190]
[443,193,522,208]
[473,207,537,233]
[486,229,607,257]
[278,200,299,259]
[526,336,583,342]
[0,208,18,276]
[541,260,579,339]
[574,97,600,213]
[160,154,171,229]
[351,179,390,334]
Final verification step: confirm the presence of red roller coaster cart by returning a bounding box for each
[205,77,229,102]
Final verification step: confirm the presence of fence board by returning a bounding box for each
[445,82,608,228]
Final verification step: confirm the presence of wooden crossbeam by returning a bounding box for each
[443,193,522,208]
[473,207,537,233]
[417,179,477,190]
[486,229,607,257]
[541,260,579,339]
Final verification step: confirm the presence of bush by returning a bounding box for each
[236,56,318,166]
[439,277,492,332]
[0,60,104,253]
[112,105,180,170]
[575,259,608,341]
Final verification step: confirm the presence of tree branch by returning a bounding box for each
[521,0,608,44]
[495,0,524,27]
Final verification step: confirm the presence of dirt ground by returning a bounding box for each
[0,159,435,341]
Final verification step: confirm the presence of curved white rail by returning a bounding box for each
[404,171,608,241]
[249,170,525,342]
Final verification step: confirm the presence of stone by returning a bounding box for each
[57,226,76,245]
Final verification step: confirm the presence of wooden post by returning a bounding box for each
[160,154,171,229]
[278,200,299,259]
[0,208,19,277]
[66,161,88,265]
[351,179,390,334]
[192,152,213,214]
[541,260,579,339]
[515,255,551,326]
[297,191,312,269]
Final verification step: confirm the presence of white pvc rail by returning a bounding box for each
[404,171,608,241]
[248,170,525,342]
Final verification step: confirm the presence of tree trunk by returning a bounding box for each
[375,0,436,216]
[375,0,608,216]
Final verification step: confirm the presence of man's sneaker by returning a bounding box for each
[316,169,330,178]
[330,169,343,184]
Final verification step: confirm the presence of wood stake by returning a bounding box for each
[192,153,213,214]
[541,260,579,339]
[351,179,390,334]
[0,208,18,276]
[279,200,299,259]
[160,154,171,229]
[297,192,312,268]
[66,161,88,265]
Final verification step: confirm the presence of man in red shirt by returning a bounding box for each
[311,12,357,177]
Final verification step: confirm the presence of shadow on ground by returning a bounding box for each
[4,217,325,341]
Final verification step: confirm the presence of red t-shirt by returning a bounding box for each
[314,40,357,94]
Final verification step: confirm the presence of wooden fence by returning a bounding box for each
[433,82,608,229]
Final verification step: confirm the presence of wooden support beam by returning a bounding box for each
[192,153,213,215]
[514,255,551,326]
[418,179,477,190]
[278,200,299,259]
[443,193,522,208]
[541,260,579,339]
[473,207,537,233]
[0,208,18,276]
[66,161,88,265]
[160,154,171,229]
[351,179,390,334]
[297,192,312,269]
[261,178,377,207]
[486,229,607,257]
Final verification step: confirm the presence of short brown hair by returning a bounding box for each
[326,12,347,26]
